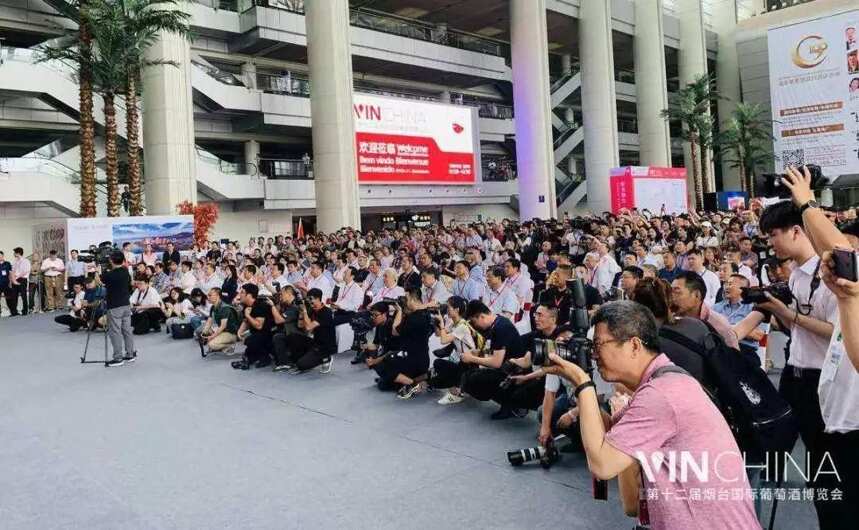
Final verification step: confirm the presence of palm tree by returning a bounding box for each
[112,0,192,216]
[661,74,719,209]
[718,102,773,196]
[662,86,704,209]
[37,1,98,217]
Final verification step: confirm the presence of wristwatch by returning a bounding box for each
[799,200,819,215]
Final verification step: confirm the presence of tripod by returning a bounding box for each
[81,301,109,366]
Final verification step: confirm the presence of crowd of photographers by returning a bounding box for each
[3,166,858,529]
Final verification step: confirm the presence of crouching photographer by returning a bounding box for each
[271,286,302,370]
[429,296,480,405]
[277,288,336,374]
[369,289,434,399]
[54,277,105,332]
[197,288,240,356]
[543,301,760,529]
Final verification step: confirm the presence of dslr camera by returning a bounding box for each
[757,164,827,199]
[507,435,567,469]
[741,282,793,306]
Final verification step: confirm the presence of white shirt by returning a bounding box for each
[695,268,722,307]
[421,279,450,305]
[371,284,404,305]
[818,318,859,433]
[40,257,65,277]
[505,273,533,306]
[69,290,86,313]
[334,281,364,312]
[307,274,334,301]
[200,273,223,293]
[482,284,519,317]
[131,287,161,307]
[180,270,197,293]
[591,256,619,295]
[787,256,838,370]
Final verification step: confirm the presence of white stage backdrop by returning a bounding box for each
[66,215,194,258]
[768,10,859,178]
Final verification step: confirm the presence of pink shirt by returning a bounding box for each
[606,354,760,530]
[700,304,740,350]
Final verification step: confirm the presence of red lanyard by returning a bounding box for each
[339,282,354,302]
[489,284,508,307]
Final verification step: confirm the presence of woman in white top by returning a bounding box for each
[695,222,720,249]
[370,268,404,305]
[141,244,158,266]
[430,296,479,405]
[162,287,195,334]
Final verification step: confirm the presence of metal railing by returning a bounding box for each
[191,59,245,86]
[198,0,239,10]
[196,148,260,177]
[0,157,79,183]
[766,0,815,12]
[256,72,311,97]
[245,0,303,13]
[481,158,516,181]
[258,158,311,180]
[556,173,586,206]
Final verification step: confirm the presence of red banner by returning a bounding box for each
[355,132,475,185]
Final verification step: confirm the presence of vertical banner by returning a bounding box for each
[768,10,859,178]
[32,223,66,259]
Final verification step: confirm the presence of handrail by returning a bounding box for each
[196,147,259,177]
[191,59,245,87]
[256,71,311,97]
[0,157,78,183]
[258,157,311,180]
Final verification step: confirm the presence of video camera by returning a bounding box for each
[741,282,793,306]
[532,278,594,373]
[757,164,828,199]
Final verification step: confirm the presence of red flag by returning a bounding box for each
[297,217,305,240]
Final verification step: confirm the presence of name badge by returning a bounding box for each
[820,330,845,385]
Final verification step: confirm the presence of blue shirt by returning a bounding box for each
[712,299,756,348]
[658,266,682,283]
[66,259,87,278]
[451,277,485,301]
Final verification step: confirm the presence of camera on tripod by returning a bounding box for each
[741,282,793,306]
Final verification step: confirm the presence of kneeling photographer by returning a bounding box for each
[362,301,403,372]
[429,296,480,405]
[544,301,759,529]
[502,305,574,435]
[198,288,240,356]
[278,288,336,374]
[271,285,302,369]
[231,284,275,370]
[372,289,434,399]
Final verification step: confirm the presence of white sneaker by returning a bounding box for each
[318,357,333,374]
[437,392,464,405]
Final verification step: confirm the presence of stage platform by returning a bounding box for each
[0,314,817,529]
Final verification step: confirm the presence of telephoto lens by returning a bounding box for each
[531,338,595,373]
[507,446,548,467]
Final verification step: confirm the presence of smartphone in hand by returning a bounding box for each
[832,248,858,282]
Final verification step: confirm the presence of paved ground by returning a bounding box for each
[0,313,818,529]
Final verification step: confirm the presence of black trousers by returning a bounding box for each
[375,351,429,387]
[6,280,28,315]
[55,314,86,331]
[461,367,507,402]
[779,366,828,518]
[497,378,546,411]
[244,332,273,365]
[430,358,474,389]
[131,308,163,335]
[332,310,356,327]
[815,429,859,530]
[282,334,331,371]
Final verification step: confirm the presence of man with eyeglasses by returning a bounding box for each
[544,301,759,529]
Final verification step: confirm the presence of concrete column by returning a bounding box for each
[677,0,712,198]
[510,0,556,220]
[439,90,451,103]
[634,0,672,167]
[305,0,360,231]
[561,53,573,75]
[244,140,260,175]
[580,0,620,214]
[564,107,576,127]
[712,0,742,190]
[241,61,257,90]
[143,27,196,214]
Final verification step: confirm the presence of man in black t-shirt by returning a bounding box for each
[460,300,526,420]
[536,265,575,325]
[231,283,274,370]
[101,251,135,367]
[281,288,336,374]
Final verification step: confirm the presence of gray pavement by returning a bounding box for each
[0,313,817,529]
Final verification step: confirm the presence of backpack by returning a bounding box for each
[657,325,799,466]
[171,323,194,339]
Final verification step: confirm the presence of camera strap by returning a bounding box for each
[798,260,822,315]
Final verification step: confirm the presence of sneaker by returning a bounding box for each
[287,366,302,375]
[437,391,464,405]
[273,364,292,372]
[511,408,529,418]
[231,360,248,370]
[222,346,235,355]
[397,383,421,400]
[490,406,514,420]
[318,357,333,374]
[350,352,365,365]
[123,352,137,363]
[106,359,125,367]
[255,359,271,369]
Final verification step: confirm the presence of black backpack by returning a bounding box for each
[171,323,194,339]
[657,325,799,466]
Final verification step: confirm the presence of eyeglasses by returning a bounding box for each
[592,338,625,352]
